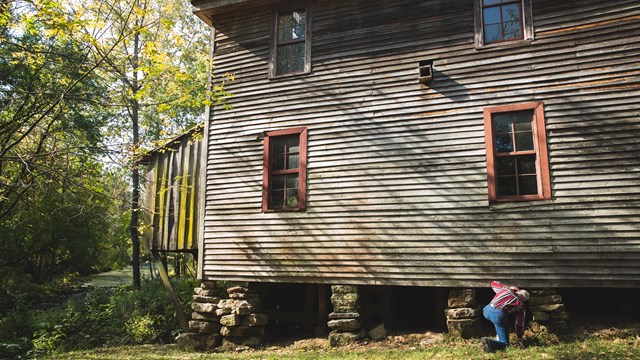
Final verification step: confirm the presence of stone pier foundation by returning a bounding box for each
[218,285,268,349]
[328,285,364,347]
[176,281,223,350]
[529,289,569,332]
[445,289,482,339]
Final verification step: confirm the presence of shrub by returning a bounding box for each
[0,278,197,358]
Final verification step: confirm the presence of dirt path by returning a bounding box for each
[81,265,154,287]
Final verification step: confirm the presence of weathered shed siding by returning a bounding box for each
[142,129,203,252]
[200,0,640,287]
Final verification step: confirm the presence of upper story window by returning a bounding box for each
[474,0,533,47]
[483,102,551,202]
[262,127,308,211]
[270,6,311,77]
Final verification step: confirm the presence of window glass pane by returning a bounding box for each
[502,3,521,22]
[483,7,501,25]
[503,21,522,40]
[492,114,511,134]
[515,132,534,151]
[271,190,284,208]
[286,136,300,153]
[286,174,298,190]
[483,0,501,5]
[286,189,298,207]
[276,52,291,74]
[291,43,305,58]
[513,112,532,131]
[496,156,516,176]
[287,154,299,169]
[272,138,286,155]
[497,176,517,196]
[484,24,502,43]
[278,14,292,28]
[293,10,306,25]
[272,154,285,170]
[495,134,513,153]
[497,157,515,176]
[278,27,292,43]
[518,175,538,195]
[291,57,304,73]
[272,175,285,190]
[516,155,536,174]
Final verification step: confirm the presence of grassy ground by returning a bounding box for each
[51,320,640,360]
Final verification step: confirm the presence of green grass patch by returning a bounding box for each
[51,324,640,360]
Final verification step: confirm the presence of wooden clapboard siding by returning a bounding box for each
[196,0,640,287]
[141,127,203,252]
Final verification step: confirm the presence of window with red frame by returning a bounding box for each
[262,128,307,211]
[484,103,551,202]
[482,0,524,44]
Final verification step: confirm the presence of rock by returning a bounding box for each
[191,312,220,321]
[529,289,557,297]
[188,320,221,334]
[192,295,222,304]
[550,311,570,321]
[176,332,221,350]
[444,307,481,319]
[220,314,242,327]
[448,289,476,308]
[192,302,218,314]
[328,330,364,347]
[221,337,262,349]
[220,325,265,337]
[228,292,259,300]
[528,295,563,306]
[333,305,360,313]
[331,285,358,294]
[328,312,360,320]
[328,318,361,331]
[368,324,386,341]
[194,287,225,297]
[331,293,359,302]
[244,313,268,327]
[419,332,446,346]
[446,318,482,339]
[227,286,254,295]
[216,307,232,316]
[532,311,550,322]
[200,281,218,289]
[530,304,565,313]
[234,304,256,315]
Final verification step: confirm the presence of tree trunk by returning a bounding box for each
[130,27,141,290]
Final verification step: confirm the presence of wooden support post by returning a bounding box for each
[152,250,189,331]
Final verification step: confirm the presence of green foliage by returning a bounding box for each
[0,279,197,358]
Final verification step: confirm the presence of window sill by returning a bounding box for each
[262,208,306,213]
[488,198,554,211]
[268,70,311,81]
[475,38,534,51]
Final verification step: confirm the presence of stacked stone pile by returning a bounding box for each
[176,281,224,350]
[328,285,364,346]
[218,286,268,348]
[528,289,568,332]
[445,289,482,339]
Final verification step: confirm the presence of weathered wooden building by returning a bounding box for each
[186,0,640,341]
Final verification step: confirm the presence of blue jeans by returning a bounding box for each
[483,305,510,350]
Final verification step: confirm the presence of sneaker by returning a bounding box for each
[481,337,493,353]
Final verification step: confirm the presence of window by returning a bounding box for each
[262,127,307,211]
[483,102,551,202]
[270,6,311,77]
[474,0,533,47]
